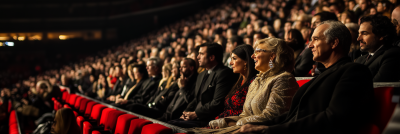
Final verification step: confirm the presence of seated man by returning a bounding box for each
[168,42,237,128]
[355,15,400,82]
[236,21,374,134]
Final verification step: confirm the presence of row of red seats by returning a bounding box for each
[53,87,188,134]
[297,79,397,134]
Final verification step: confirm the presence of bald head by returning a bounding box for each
[392,6,400,36]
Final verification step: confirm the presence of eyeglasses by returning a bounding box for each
[254,48,272,56]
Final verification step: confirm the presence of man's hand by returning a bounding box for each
[183,111,197,121]
[108,95,116,101]
[233,124,269,134]
[177,76,187,88]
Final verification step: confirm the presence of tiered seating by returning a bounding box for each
[51,86,190,134]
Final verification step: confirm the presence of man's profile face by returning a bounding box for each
[197,46,209,68]
[311,15,321,29]
[358,22,380,53]
[146,61,157,76]
[359,0,369,11]
[308,24,333,62]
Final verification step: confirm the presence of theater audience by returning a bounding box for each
[392,6,400,47]
[286,29,313,77]
[223,36,244,68]
[168,43,237,128]
[235,20,374,134]
[115,64,148,107]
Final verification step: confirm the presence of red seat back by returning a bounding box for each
[128,119,153,134]
[104,111,126,131]
[83,121,93,134]
[85,101,98,118]
[114,114,139,134]
[9,110,17,125]
[296,79,311,87]
[372,87,397,132]
[74,96,83,109]
[8,100,12,113]
[99,108,116,126]
[90,104,107,123]
[62,91,69,103]
[68,94,78,106]
[79,98,90,114]
[77,116,84,129]
[141,124,173,134]
[73,111,78,117]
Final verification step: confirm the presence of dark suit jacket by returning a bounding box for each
[355,45,400,82]
[249,57,374,134]
[152,82,180,111]
[157,73,198,122]
[185,64,237,121]
[293,47,314,77]
[129,75,162,104]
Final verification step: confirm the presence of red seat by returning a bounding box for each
[83,121,93,134]
[372,87,397,132]
[141,124,173,134]
[74,96,84,110]
[98,108,116,126]
[77,116,85,129]
[79,98,90,114]
[68,94,78,106]
[73,111,78,117]
[85,101,98,118]
[9,123,19,134]
[62,91,69,103]
[91,130,101,134]
[64,104,71,109]
[9,110,17,125]
[296,79,311,87]
[89,104,107,123]
[8,100,12,113]
[114,114,139,134]
[128,119,153,134]
[104,111,125,131]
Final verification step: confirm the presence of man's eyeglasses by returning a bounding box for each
[254,48,272,56]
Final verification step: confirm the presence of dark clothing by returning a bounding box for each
[293,47,314,77]
[119,78,135,97]
[158,73,198,122]
[127,75,162,105]
[169,64,236,128]
[216,78,254,119]
[348,49,366,62]
[355,45,400,82]
[168,119,209,128]
[107,77,129,97]
[248,57,374,134]
[151,82,180,111]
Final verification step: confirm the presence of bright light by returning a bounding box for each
[5,42,14,46]
[59,35,68,40]
[0,42,3,46]
[0,37,9,40]
[17,36,25,41]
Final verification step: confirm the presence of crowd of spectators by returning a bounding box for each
[1,0,400,133]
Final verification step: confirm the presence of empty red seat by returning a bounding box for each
[114,114,139,134]
[64,104,71,109]
[74,96,84,110]
[141,124,173,134]
[91,130,101,134]
[89,104,107,123]
[62,91,69,103]
[79,98,90,114]
[9,110,17,125]
[9,123,19,134]
[372,87,397,132]
[98,108,116,126]
[128,119,153,134]
[68,94,78,106]
[8,100,12,113]
[77,116,85,129]
[83,121,93,134]
[296,79,311,87]
[73,111,78,117]
[104,111,126,131]
[85,101,98,118]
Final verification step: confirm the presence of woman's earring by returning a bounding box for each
[269,60,274,68]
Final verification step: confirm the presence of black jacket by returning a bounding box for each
[158,73,198,122]
[355,45,400,82]
[129,75,162,104]
[185,64,237,121]
[293,47,314,77]
[151,81,180,111]
[249,57,374,134]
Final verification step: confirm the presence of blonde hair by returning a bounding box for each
[255,37,295,75]
[159,63,172,88]
[52,108,81,134]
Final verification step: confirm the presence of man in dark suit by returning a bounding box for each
[158,58,198,122]
[235,21,374,134]
[355,15,400,82]
[126,57,162,105]
[168,42,237,128]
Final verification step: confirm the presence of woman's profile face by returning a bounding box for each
[251,43,275,72]
[172,64,179,78]
[230,53,246,74]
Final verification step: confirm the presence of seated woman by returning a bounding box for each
[193,37,299,133]
[213,44,258,120]
[114,64,148,107]
[51,108,81,134]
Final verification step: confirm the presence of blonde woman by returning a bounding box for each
[192,37,299,133]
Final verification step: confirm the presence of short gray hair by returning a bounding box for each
[319,20,352,54]
[147,57,163,68]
